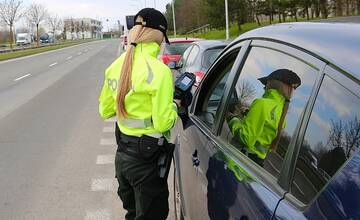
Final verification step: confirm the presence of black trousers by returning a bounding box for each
[114,128,169,220]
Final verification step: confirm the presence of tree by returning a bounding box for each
[0,0,23,49]
[47,14,62,43]
[329,117,360,158]
[27,3,47,46]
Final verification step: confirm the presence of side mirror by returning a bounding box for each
[167,61,177,69]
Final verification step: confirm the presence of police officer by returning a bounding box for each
[227,69,301,166]
[98,8,179,220]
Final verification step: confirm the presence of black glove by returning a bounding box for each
[181,91,193,108]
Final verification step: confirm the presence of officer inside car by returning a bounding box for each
[99,8,182,220]
[226,69,301,166]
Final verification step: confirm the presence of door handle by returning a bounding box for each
[192,150,200,167]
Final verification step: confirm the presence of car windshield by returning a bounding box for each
[165,42,191,55]
[18,37,25,40]
[202,48,223,69]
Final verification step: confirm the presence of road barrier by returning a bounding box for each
[186,24,211,35]
[0,40,94,54]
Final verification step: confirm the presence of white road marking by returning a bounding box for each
[78,52,82,55]
[14,74,31,81]
[67,56,72,60]
[49,62,57,67]
[105,117,117,123]
[102,126,114,133]
[117,44,122,57]
[96,155,115,165]
[85,209,111,220]
[100,138,116,146]
[91,178,116,191]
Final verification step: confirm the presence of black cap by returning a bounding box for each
[258,69,301,89]
[134,8,170,44]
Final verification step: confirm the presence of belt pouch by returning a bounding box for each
[139,136,159,161]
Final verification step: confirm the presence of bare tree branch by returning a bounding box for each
[27,3,47,46]
[0,0,23,49]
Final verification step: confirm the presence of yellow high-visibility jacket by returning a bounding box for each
[99,42,178,140]
[228,89,286,159]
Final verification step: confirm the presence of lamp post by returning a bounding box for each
[172,1,176,37]
[225,0,229,40]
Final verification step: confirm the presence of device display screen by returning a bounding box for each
[181,76,192,86]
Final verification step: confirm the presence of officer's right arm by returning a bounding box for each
[151,67,178,133]
[99,68,116,119]
[228,99,266,148]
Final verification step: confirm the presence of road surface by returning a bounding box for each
[0,39,175,220]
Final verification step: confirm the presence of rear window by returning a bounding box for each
[165,42,191,55]
[202,48,224,70]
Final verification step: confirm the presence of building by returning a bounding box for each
[63,18,103,40]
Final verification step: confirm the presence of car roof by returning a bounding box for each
[229,22,360,79]
[169,37,201,43]
[193,40,228,49]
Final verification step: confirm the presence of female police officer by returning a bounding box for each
[98,8,179,220]
[227,69,301,166]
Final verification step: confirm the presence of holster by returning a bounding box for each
[157,143,175,179]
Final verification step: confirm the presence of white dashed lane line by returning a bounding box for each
[105,117,117,123]
[102,126,114,133]
[67,56,72,60]
[14,73,31,81]
[49,62,58,67]
[85,119,118,219]
[85,209,111,220]
[100,138,116,146]
[78,52,82,55]
[96,155,115,165]
[91,178,117,192]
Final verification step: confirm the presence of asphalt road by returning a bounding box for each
[0,39,175,220]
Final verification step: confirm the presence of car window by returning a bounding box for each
[290,75,360,204]
[195,50,239,127]
[165,42,191,55]
[202,48,224,70]
[184,45,200,68]
[179,45,193,68]
[220,46,319,177]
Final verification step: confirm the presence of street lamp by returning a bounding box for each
[172,1,176,37]
[225,0,229,40]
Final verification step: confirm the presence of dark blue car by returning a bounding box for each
[172,22,360,220]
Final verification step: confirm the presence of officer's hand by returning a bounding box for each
[174,99,181,107]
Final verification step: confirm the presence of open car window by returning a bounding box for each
[195,50,239,127]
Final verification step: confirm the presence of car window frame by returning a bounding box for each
[190,40,251,130]
[213,39,327,197]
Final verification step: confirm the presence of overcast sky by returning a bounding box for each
[13,0,172,31]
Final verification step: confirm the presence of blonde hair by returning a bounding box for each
[116,16,164,118]
[266,79,293,100]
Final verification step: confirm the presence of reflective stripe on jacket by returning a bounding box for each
[228,89,286,159]
[98,42,178,140]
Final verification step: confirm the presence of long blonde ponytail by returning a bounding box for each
[116,16,164,118]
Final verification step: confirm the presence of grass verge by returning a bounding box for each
[179,17,320,40]
[0,39,98,62]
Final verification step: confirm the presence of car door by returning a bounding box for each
[274,65,360,219]
[174,42,244,220]
[193,39,325,219]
